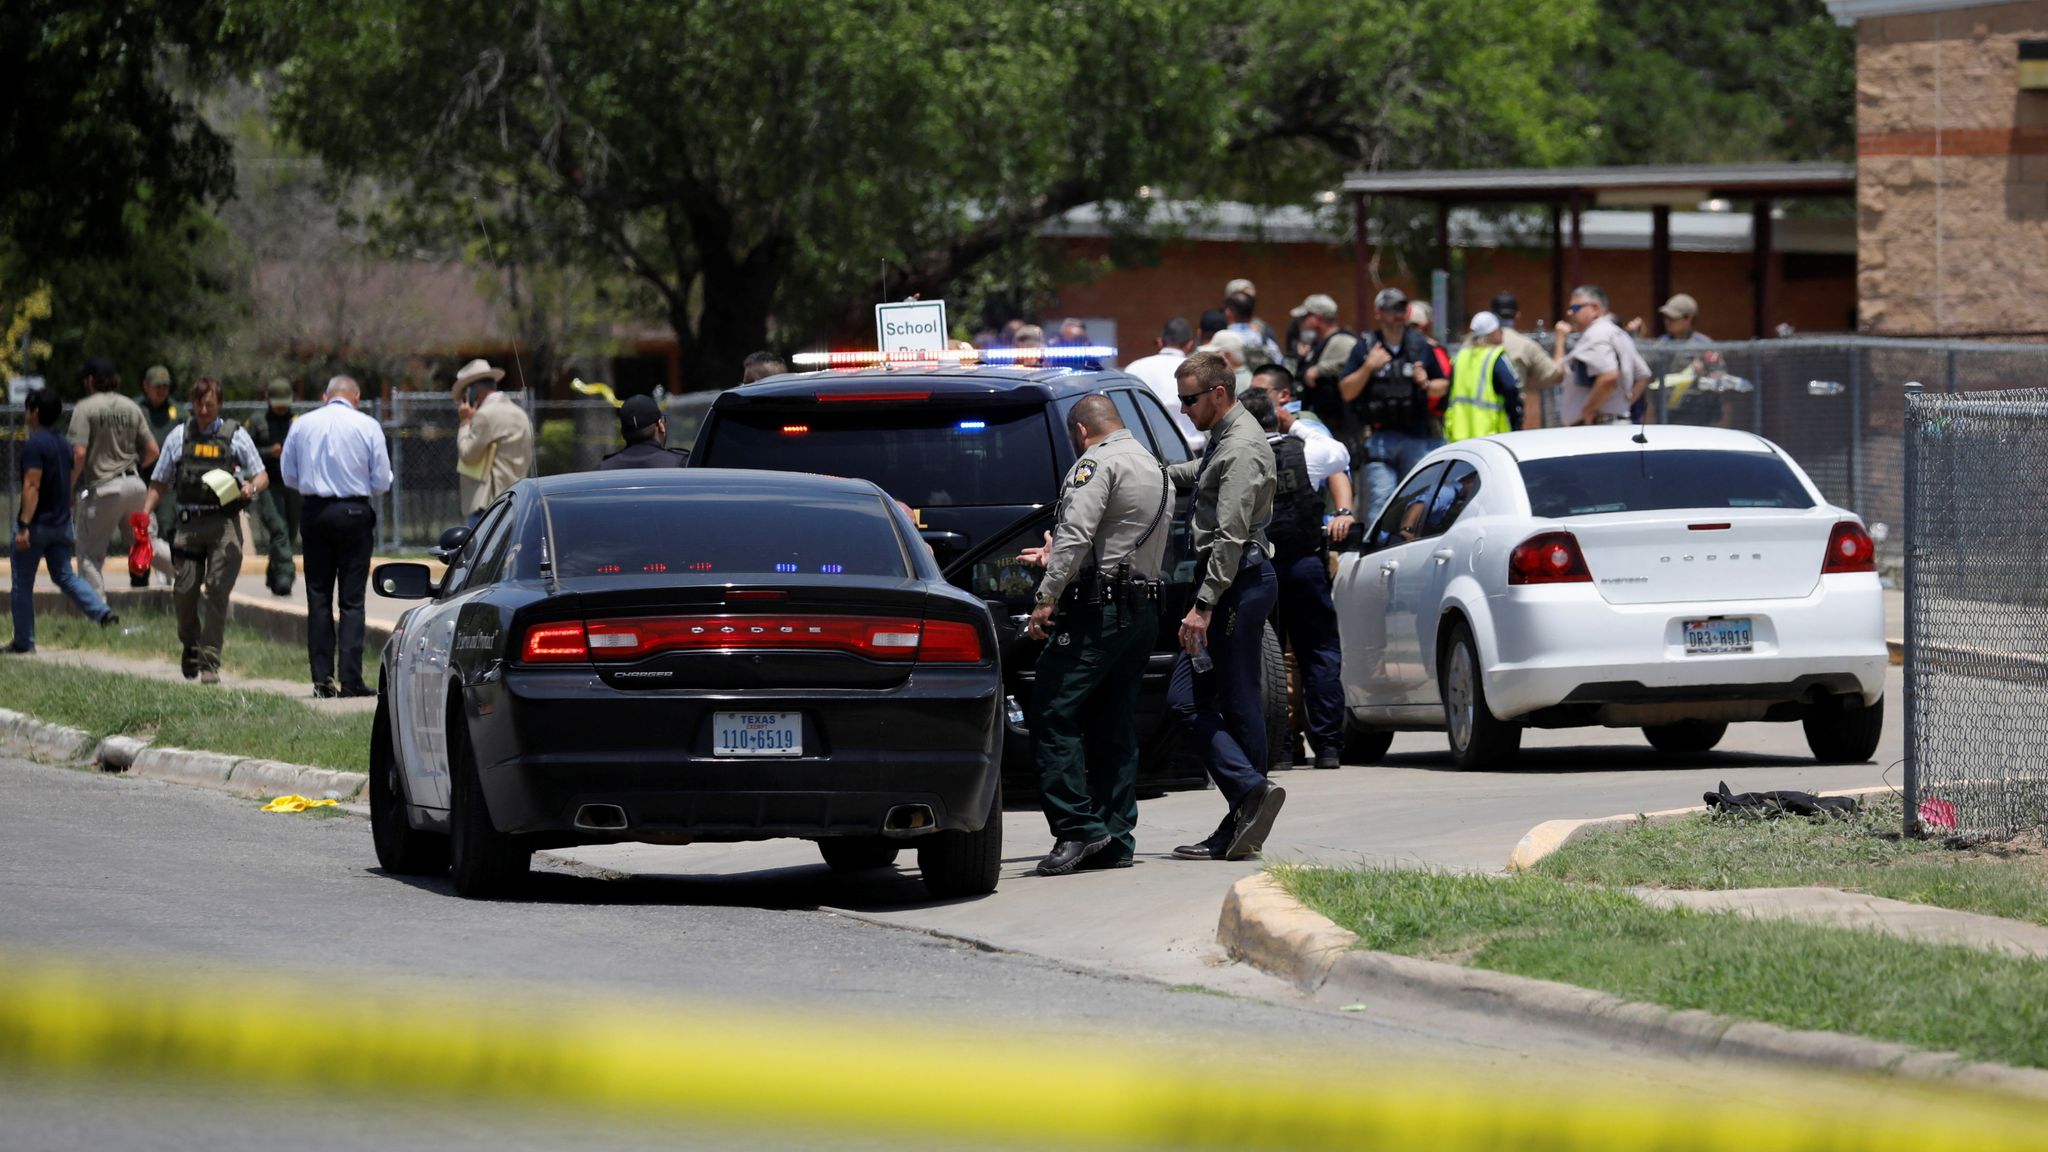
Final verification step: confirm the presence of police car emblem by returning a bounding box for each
[1071,461,1097,488]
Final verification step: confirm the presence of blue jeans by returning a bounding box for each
[1272,551,1344,758]
[1359,429,1445,521]
[11,522,112,650]
[1168,558,1278,812]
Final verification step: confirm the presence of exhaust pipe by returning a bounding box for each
[880,803,936,838]
[574,803,629,831]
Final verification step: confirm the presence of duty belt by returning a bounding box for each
[1058,566,1165,610]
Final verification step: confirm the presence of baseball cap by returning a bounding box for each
[1224,278,1256,296]
[266,378,293,401]
[1489,291,1519,319]
[1469,311,1501,337]
[142,364,169,386]
[1659,293,1699,320]
[619,394,662,433]
[1373,286,1409,312]
[1290,294,1339,320]
[81,357,118,382]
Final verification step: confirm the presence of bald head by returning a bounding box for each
[326,375,362,406]
[1070,394,1123,437]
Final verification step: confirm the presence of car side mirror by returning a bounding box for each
[429,524,472,564]
[374,561,438,600]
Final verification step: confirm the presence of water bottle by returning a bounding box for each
[1190,637,1213,674]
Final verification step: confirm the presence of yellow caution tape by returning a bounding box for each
[569,377,623,408]
[258,794,337,813]
[0,950,2043,1149]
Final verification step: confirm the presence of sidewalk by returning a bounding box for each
[22,648,376,714]
[1632,887,2048,960]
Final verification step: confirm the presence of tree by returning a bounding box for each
[256,0,1595,388]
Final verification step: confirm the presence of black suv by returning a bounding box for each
[690,364,1290,794]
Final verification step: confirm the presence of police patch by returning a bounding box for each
[1072,461,1097,488]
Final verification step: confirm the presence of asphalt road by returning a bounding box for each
[0,721,1917,1149]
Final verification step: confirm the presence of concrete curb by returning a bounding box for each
[0,708,365,803]
[32,586,394,656]
[1219,873,2048,1100]
[1506,784,1896,872]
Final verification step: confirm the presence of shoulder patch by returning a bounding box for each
[1071,461,1097,488]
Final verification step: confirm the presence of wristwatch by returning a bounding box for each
[1332,507,1353,517]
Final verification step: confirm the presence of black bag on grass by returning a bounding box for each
[1704,781,1860,819]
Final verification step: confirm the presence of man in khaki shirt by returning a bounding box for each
[452,358,534,525]
[1488,292,1562,428]
[67,358,162,594]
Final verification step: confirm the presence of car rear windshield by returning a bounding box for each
[1519,449,1815,517]
[544,490,909,579]
[699,406,1055,508]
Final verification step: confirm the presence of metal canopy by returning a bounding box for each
[1341,162,1855,203]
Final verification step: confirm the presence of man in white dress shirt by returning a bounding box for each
[1120,318,1204,452]
[280,375,394,698]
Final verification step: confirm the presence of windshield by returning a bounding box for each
[1519,450,1815,517]
[700,406,1056,508]
[545,490,909,579]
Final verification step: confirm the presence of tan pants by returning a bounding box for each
[172,513,243,673]
[73,473,158,595]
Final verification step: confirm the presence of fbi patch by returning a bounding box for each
[1071,461,1097,488]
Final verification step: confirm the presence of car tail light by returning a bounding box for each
[1508,531,1592,585]
[916,619,984,663]
[522,622,589,663]
[1822,522,1876,574]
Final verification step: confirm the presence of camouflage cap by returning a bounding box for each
[143,365,171,387]
[267,377,293,400]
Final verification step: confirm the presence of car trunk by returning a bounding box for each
[1564,507,1836,605]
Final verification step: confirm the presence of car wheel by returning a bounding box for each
[1643,721,1728,755]
[919,783,1002,900]
[447,717,532,898]
[1804,695,1884,764]
[1260,623,1292,772]
[369,695,448,875]
[819,837,900,872]
[1342,714,1394,765]
[1440,622,1520,770]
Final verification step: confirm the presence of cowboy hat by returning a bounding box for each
[453,358,506,390]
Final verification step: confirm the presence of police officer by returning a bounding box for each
[142,377,267,684]
[246,378,303,594]
[596,395,689,470]
[1165,351,1284,862]
[1019,394,1169,876]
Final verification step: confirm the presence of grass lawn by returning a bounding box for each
[1535,796,2048,927]
[1277,864,2048,1070]
[0,657,372,774]
[28,601,379,690]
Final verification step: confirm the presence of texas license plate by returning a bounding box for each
[1683,617,1753,655]
[712,712,803,756]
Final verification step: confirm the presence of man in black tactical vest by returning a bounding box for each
[143,377,269,684]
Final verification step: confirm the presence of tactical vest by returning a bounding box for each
[1445,344,1511,442]
[1263,431,1323,561]
[175,418,245,513]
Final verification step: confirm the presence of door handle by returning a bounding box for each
[1432,548,1455,563]
[1379,562,1397,579]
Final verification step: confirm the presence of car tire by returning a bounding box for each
[919,783,1002,900]
[369,694,448,875]
[819,837,900,872]
[1342,714,1394,765]
[1440,622,1520,770]
[1804,695,1884,764]
[1643,721,1728,755]
[447,716,532,899]
[1260,623,1292,772]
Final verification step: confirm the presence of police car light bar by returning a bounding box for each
[791,346,1115,368]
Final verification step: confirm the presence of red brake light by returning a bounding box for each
[916,619,984,663]
[564,615,985,663]
[522,622,589,663]
[1508,531,1592,585]
[1823,522,1876,574]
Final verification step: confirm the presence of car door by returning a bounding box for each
[1406,457,1483,709]
[405,499,516,808]
[1337,461,1447,711]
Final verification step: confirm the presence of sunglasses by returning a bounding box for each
[1177,387,1216,407]
[1566,302,1594,314]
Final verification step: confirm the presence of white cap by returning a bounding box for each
[1224,278,1255,296]
[1468,311,1501,337]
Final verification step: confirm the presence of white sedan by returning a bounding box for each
[1332,426,1889,769]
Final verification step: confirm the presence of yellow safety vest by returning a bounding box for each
[1445,343,1511,442]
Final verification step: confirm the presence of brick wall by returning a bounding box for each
[1857,1,2048,335]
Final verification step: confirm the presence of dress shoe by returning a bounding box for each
[1036,835,1112,876]
[1076,846,1134,870]
[1313,751,1341,770]
[1171,839,1226,861]
[339,685,377,699]
[180,646,199,679]
[5,642,34,655]
[1224,781,1287,860]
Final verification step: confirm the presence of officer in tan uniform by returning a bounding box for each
[1018,394,1170,876]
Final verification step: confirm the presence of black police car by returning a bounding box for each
[689,359,1291,793]
[367,470,1004,900]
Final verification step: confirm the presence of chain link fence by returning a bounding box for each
[1903,386,2048,841]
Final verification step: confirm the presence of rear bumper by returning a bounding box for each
[475,666,1001,840]
[1484,575,1888,721]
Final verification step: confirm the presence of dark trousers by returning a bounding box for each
[1272,551,1345,757]
[1167,559,1277,812]
[302,496,376,691]
[1031,599,1158,855]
